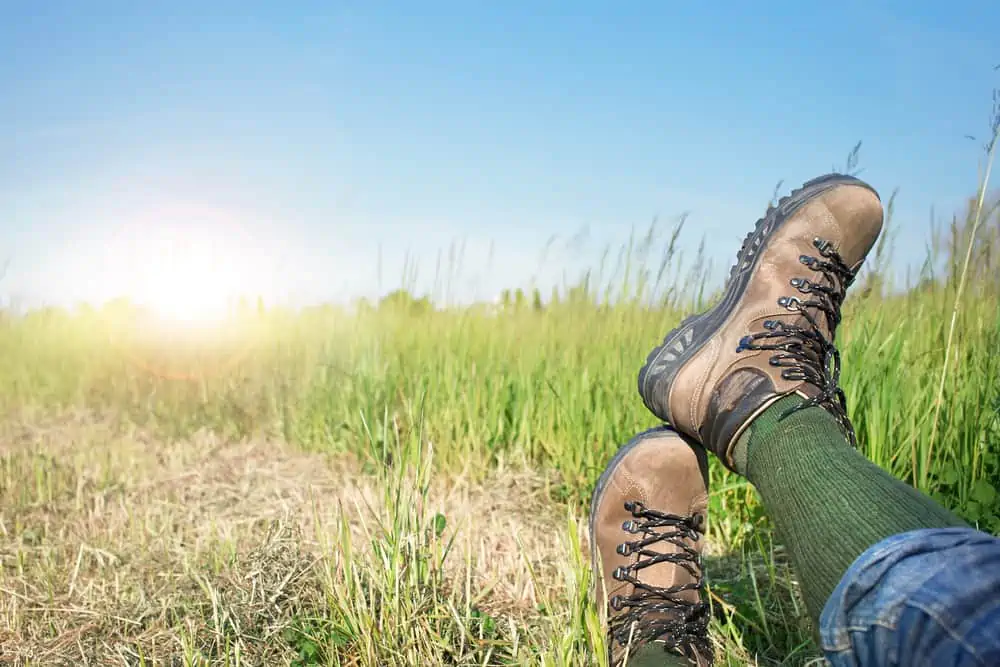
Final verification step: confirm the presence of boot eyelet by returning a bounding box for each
[777,296,801,310]
[813,237,833,255]
[612,566,627,581]
[610,595,624,611]
[790,277,811,292]
[616,543,631,556]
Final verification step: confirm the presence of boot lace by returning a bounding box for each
[736,237,858,446]
[609,500,711,664]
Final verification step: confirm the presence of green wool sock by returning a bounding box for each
[730,395,969,627]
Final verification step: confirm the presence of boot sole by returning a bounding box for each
[637,173,878,427]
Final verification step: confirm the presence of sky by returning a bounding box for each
[2,1,999,316]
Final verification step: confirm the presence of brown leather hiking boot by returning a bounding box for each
[637,174,884,471]
[590,426,713,666]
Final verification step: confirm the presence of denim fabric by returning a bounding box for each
[819,526,1000,667]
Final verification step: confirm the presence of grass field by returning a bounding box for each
[2,173,999,664]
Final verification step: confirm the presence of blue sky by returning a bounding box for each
[2,1,998,313]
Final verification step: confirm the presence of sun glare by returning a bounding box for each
[136,251,246,332]
[140,270,231,328]
[108,208,264,331]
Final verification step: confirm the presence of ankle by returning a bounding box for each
[730,395,849,477]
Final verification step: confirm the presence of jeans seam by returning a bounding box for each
[821,612,902,655]
[839,618,901,634]
[903,600,989,666]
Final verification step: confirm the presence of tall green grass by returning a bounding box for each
[3,106,1000,663]
[2,201,997,525]
[1,178,998,664]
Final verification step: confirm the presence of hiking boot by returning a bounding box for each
[637,174,883,471]
[590,426,713,666]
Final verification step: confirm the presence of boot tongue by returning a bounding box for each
[629,513,703,602]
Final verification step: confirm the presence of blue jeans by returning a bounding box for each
[819,526,1000,666]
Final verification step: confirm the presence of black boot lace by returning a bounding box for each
[736,237,859,446]
[609,500,712,664]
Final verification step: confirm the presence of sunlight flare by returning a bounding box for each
[109,207,265,331]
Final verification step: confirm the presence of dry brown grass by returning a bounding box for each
[0,412,581,666]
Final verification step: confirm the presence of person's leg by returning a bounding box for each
[733,395,1000,665]
[731,395,967,621]
[635,173,1000,663]
[589,426,715,666]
